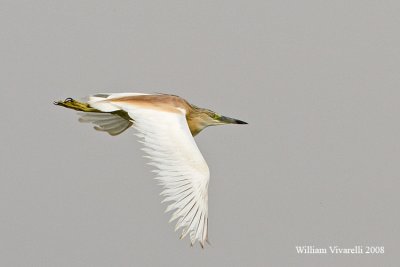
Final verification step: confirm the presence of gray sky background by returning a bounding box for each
[1,1,399,266]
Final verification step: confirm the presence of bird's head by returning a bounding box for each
[188,106,247,135]
[206,110,248,126]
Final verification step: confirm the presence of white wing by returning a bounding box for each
[77,112,133,136]
[118,105,210,247]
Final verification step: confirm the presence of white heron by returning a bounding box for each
[54,93,247,247]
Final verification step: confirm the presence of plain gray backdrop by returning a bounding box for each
[1,0,399,266]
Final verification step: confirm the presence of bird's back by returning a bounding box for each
[89,93,193,115]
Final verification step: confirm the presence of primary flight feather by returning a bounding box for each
[54,93,247,247]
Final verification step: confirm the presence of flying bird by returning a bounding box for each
[54,93,247,247]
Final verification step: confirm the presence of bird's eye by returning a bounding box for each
[211,113,221,120]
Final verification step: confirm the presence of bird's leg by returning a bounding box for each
[53,98,100,112]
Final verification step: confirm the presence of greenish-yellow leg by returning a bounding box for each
[54,97,133,122]
[53,98,100,112]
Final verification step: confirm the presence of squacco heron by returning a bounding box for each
[54,93,247,247]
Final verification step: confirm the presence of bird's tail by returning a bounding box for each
[54,97,133,136]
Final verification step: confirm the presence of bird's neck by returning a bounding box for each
[187,118,207,136]
[186,107,211,136]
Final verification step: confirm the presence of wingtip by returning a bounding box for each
[189,240,207,249]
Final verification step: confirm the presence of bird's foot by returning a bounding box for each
[54,98,99,112]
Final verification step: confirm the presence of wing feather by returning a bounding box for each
[78,112,133,136]
[115,104,210,247]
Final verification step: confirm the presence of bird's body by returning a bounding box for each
[54,93,247,247]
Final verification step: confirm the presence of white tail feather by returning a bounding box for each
[87,93,154,112]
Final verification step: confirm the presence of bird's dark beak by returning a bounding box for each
[219,115,248,124]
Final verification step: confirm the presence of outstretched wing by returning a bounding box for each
[77,112,133,136]
[121,105,210,247]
